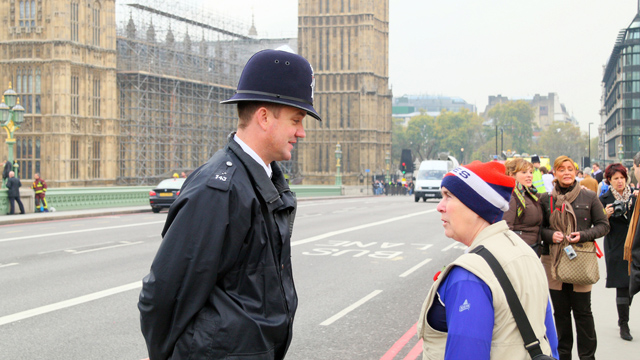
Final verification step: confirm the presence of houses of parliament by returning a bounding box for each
[0,0,391,187]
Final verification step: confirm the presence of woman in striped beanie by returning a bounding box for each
[418,160,558,359]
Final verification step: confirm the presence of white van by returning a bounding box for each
[414,157,459,202]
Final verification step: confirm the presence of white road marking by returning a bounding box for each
[441,242,458,251]
[65,241,144,254]
[38,241,116,255]
[0,263,18,268]
[291,210,436,247]
[0,281,142,326]
[399,258,433,278]
[0,221,166,243]
[320,290,383,326]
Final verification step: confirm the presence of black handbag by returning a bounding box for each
[470,245,556,360]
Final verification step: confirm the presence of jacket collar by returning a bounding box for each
[468,221,510,251]
[226,133,293,211]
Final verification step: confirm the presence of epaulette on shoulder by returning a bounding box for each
[206,159,237,191]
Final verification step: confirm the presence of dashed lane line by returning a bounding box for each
[320,290,383,326]
[399,258,432,278]
[0,221,165,243]
[0,281,141,326]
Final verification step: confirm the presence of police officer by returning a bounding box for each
[531,155,546,194]
[138,49,320,360]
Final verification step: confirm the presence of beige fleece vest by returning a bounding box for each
[418,221,552,359]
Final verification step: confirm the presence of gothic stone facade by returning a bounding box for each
[297,0,392,185]
[0,0,118,187]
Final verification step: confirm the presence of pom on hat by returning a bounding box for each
[441,161,515,224]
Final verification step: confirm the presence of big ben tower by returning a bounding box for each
[297,0,392,185]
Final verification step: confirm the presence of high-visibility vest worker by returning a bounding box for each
[531,155,546,194]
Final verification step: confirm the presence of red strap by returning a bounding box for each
[594,241,604,258]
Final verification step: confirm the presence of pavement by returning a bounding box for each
[0,200,638,356]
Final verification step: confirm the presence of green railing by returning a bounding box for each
[0,185,343,214]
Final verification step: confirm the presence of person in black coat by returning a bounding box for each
[599,163,635,341]
[5,171,25,215]
[138,50,320,360]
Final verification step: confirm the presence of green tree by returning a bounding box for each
[432,109,485,164]
[487,100,535,153]
[534,121,588,162]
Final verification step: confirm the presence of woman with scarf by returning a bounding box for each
[540,156,609,360]
[599,163,635,341]
[504,158,543,256]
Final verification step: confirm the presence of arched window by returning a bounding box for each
[93,2,101,46]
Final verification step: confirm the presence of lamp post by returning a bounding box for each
[385,150,390,183]
[335,143,342,186]
[618,141,624,163]
[588,122,593,165]
[0,83,25,185]
[460,148,464,164]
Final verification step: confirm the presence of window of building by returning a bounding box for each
[71,138,79,179]
[18,0,36,27]
[15,67,41,114]
[92,140,101,178]
[71,2,79,41]
[92,75,101,117]
[92,3,101,47]
[15,136,40,180]
[71,73,79,115]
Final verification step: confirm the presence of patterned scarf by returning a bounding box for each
[612,185,632,204]
[513,181,538,218]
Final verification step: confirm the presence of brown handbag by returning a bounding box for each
[553,240,600,285]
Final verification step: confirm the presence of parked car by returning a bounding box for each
[149,178,186,213]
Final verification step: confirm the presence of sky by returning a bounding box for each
[203,0,639,134]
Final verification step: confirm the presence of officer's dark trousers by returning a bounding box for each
[8,196,25,214]
[550,283,597,360]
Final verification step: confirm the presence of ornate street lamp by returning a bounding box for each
[335,143,342,186]
[618,141,624,162]
[0,83,25,184]
[385,150,390,184]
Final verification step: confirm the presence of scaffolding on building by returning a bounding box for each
[116,1,249,185]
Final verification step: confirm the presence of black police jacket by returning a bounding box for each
[6,177,21,198]
[139,135,298,360]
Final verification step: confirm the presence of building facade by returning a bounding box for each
[600,11,640,164]
[0,0,118,187]
[482,93,578,132]
[392,94,476,126]
[297,0,392,185]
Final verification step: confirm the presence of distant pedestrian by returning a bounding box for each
[593,163,603,183]
[2,159,10,187]
[32,173,48,212]
[531,155,547,194]
[580,167,598,193]
[180,171,187,178]
[541,166,554,193]
[6,171,24,215]
[503,158,543,256]
[599,163,635,341]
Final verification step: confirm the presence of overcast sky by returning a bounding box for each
[205,0,639,134]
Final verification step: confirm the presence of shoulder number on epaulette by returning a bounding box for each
[207,160,236,191]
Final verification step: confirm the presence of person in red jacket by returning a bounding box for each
[32,173,48,212]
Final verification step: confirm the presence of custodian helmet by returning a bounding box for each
[221,49,321,121]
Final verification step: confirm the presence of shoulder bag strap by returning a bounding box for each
[470,245,544,358]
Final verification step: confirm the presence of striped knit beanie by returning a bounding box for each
[441,161,515,224]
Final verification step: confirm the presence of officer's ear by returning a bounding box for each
[254,106,270,131]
